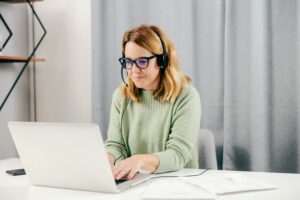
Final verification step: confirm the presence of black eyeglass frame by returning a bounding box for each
[119,55,156,69]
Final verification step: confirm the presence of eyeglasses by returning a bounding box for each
[119,55,156,69]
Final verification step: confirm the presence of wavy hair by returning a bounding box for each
[120,24,191,102]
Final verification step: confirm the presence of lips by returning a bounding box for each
[133,76,144,80]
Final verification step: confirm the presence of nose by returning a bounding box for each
[131,63,142,72]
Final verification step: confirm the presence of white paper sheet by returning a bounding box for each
[180,173,276,195]
[142,178,216,200]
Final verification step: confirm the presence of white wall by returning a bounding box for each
[32,0,92,122]
[0,3,29,159]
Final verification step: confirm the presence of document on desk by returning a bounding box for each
[142,178,217,200]
[131,168,207,187]
[180,173,277,195]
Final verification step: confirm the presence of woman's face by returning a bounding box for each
[124,42,160,91]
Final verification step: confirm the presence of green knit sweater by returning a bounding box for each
[105,85,201,173]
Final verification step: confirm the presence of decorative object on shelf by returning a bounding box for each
[0,0,46,112]
[0,13,13,53]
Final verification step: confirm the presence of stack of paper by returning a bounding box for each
[180,173,276,195]
[141,171,276,199]
[141,178,216,200]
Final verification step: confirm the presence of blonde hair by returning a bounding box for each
[120,24,191,102]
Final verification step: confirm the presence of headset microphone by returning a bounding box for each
[121,66,128,87]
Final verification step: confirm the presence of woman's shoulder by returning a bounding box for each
[178,84,200,100]
[172,84,201,108]
[112,87,126,105]
[170,84,201,116]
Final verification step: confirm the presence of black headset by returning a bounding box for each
[154,30,169,69]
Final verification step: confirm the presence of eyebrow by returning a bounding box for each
[124,55,154,60]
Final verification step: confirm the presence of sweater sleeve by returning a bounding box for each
[154,86,201,173]
[105,89,128,162]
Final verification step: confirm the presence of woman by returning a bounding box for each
[105,25,201,180]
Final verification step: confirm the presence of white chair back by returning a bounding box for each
[198,128,218,169]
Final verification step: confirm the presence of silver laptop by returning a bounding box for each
[8,121,152,193]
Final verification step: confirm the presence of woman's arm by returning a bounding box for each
[153,86,201,173]
[105,90,128,162]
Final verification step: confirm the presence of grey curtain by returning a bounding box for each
[92,0,300,173]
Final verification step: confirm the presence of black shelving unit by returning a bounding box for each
[0,13,13,51]
[0,0,46,111]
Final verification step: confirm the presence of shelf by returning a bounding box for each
[0,0,42,3]
[0,55,45,62]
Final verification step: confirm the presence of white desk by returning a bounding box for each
[1,158,300,200]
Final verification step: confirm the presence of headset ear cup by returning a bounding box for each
[156,54,168,69]
[163,54,168,68]
[156,55,163,67]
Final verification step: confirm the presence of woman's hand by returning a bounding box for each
[112,154,159,180]
[113,155,144,180]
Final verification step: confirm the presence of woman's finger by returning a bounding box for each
[127,167,139,180]
[112,161,124,177]
[115,167,130,180]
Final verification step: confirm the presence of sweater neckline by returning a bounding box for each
[141,90,154,100]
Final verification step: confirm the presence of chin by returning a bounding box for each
[133,81,146,89]
[134,83,145,89]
